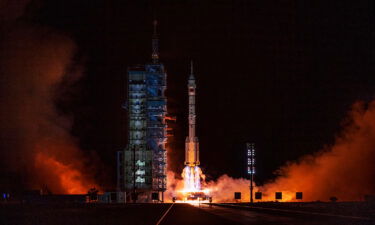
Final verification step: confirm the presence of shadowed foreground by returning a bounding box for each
[1,202,374,225]
[0,203,170,225]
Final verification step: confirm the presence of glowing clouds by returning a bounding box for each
[205,175,253,202]
[0,25,100,193]
[261,101,375,201]
[35,152,97,194]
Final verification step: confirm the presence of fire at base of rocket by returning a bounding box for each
[182,165,202,191]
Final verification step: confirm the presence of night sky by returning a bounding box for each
[1,0,375,190]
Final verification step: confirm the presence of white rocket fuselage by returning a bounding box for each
[185,69,200,166]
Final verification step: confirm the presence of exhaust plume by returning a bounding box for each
[261,101,375,201]
[206,175,253,202]
[0,24,99,194]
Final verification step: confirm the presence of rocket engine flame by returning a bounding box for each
[182,166,203,192]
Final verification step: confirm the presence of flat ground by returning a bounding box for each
[196,203,375,225]
[0,203,169,225]
[225,202,375,219]
[1,202,374,225]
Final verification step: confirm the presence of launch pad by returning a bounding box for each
[176,189,212,203]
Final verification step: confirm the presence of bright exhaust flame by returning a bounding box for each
[182,166,202,192]
[167,166,211,203]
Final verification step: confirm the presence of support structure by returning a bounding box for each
[247,143,255,203]
[117,21,167,202]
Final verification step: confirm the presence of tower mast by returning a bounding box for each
[152,20,159,63]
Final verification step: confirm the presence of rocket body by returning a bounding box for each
[184,64,200,167]
[182,62,202,192]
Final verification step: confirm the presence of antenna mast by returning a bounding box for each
[152,20,159,63]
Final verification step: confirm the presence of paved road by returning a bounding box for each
[159,203,374,225]
[160,203,236,225]
[2,203,373,225]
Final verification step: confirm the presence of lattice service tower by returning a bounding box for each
[117,21,167,202]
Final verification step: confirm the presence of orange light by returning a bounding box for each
[35,152,99,194]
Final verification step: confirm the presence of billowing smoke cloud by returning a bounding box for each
[205,175,253,202]
[166,100,375,202]
[165,171,184,201]
[0,0,31,23]
[0,6,99,193]
[261,101,375,201]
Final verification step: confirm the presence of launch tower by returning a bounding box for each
[117,21,167,202]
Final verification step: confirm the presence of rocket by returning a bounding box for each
[185,61,200,167]
[182,61,203,192]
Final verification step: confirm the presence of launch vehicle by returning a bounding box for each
[179,61,210,202]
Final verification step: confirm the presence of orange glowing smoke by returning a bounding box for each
[205,175,256,202]
[32,136,100,194]
[35,153,97,194]
[0,23,102,193]
[165,171,184,201]
[260,101,375,201]
[205,101,375,202]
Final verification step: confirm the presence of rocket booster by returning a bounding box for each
[185,61,200,166]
